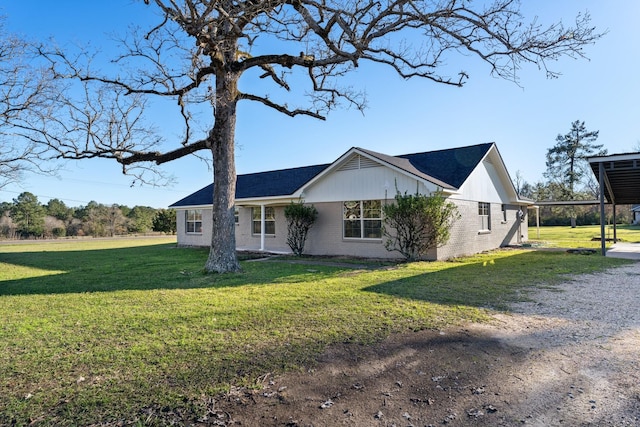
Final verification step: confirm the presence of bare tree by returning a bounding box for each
[0,21,57,188]
[513,170,533,198]
[32,0,602,272]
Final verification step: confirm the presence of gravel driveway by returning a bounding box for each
[212,262,640,426]
[471,261,640,426]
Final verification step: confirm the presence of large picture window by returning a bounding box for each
[252,207,275,235]
[343,200,382,239]
[186,209,203,234]
[478,202,491,231]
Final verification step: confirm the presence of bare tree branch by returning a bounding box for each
[21,0,604,272]
[0,20,61,188]
[239,93,325,119]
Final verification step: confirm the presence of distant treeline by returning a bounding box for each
[1,192,176,239]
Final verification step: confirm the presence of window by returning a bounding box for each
[186,209,203,234]
[501,204,507,222]
[252,207,275,235]
[343,200,382,239]
[478,202,490,231]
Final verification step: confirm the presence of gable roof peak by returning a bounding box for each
[354,143,495,189]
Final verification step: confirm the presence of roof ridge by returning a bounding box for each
[355,142,494,160]
[395,142,494,158]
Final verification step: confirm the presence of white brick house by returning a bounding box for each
[170,143,531,260]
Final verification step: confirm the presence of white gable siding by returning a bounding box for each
[452,160,509,203]
[302,159,440,203]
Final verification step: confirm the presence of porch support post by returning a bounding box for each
[613,203,617,243]
[260,204,265,251]
[599,162,606,256]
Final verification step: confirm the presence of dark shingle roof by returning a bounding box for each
[169,164,329,207]
[169,143,494,207]
[169,183,214,207]
[397,143,493,189]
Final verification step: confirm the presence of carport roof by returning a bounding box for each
[589,152,640,205]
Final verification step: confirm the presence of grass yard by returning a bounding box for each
[0,235,632,425]
[529,223,640,248]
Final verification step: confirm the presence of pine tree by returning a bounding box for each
[544,120,606,227]
[545,120,605,198]
[11,192,46,237]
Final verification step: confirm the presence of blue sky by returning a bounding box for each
[1,1,638,208]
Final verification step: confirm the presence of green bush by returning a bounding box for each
[383,191,460,261]
[284,201,318,256]
[51,227,67,237]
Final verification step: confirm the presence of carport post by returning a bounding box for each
[613,204,617,243]
[599,162,606,256]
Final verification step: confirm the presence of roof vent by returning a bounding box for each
[339,154,381,171]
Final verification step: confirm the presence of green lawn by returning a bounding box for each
[529,223,640,248]
[0,235,632,425]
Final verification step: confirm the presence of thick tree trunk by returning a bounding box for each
[204,68,241,273]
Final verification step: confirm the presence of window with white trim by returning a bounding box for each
[343,200,382,239]
[186,209,203,234]
[478,202,491,231]
[252,207,275,235]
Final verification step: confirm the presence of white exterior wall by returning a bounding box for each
[451,160,506,204]
[177,206,294,252]
[296,161,441,259]
[235,206,290,253]
[302,165,439,204]
[303,201,401,259]
[175,208,212,247]
[436,200,527,260]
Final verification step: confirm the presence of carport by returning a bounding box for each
[589,152,640,256]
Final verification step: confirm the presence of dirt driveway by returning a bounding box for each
[210,262,640,426]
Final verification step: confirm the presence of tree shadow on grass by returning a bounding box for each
[0,243,345,296]
[362,250,628,310]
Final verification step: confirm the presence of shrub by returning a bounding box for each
[383,191,460,261]
[284,201,318,256]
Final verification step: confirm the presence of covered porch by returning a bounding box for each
[589,151,640,256]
